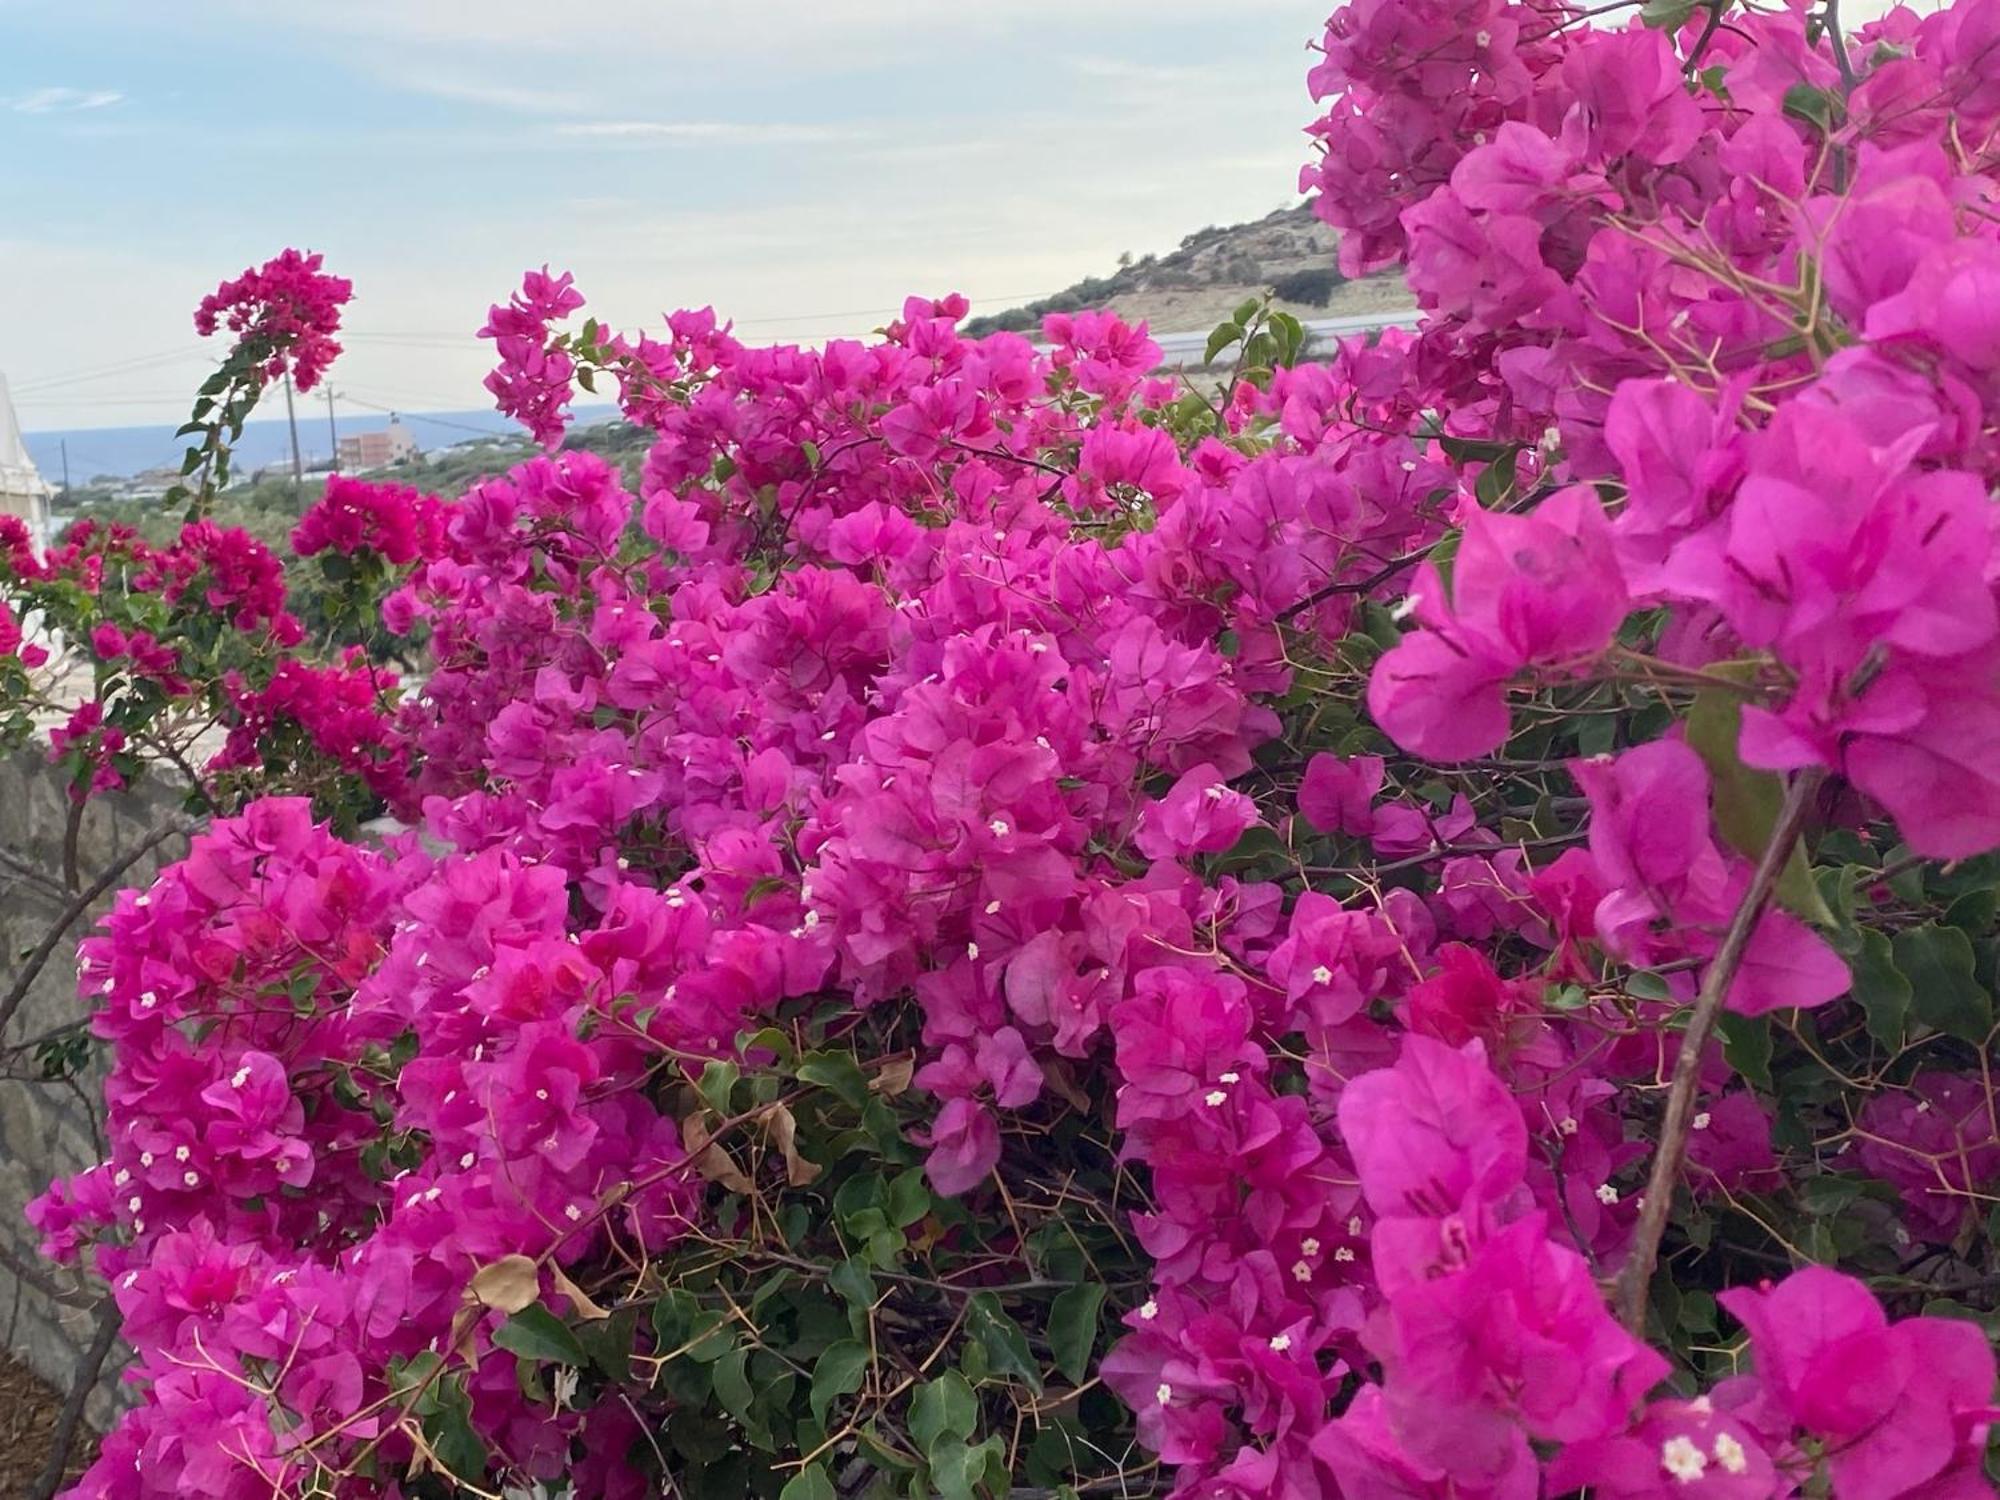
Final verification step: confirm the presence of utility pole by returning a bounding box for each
[283,373,304,501]
[59,439,70,499]
[326,386,340,473]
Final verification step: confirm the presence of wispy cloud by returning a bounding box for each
[553,120,871,145]
[11,87,123,114]
[379,71,588,115]
[1065,57,1230,85]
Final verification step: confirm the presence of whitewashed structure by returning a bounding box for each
[0,374,53,553]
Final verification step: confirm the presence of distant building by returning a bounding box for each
[337,416,420,473]
[115,466,183,502]
[0,374,54,552]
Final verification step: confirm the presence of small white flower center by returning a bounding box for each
[1660,1435,1708,1484]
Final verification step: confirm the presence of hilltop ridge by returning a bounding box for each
[964,202,1411,337]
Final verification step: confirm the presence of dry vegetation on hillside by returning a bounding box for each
[965,203,1412,336]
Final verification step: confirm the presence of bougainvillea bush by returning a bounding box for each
[18,0,2000,1495]
[0,247,407,837]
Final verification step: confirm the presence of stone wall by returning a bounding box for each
[0,749,190,1427]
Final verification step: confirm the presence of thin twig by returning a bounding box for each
[1683,0,1732,76]
[0,844,68,901]
[60,796,84,894]
[1276,551,1428,624]
[1614,768,1825,1333]
[28,1303,121,1500]
[0,817,198,1041]
[1824,0,1858,91]
[0,1238,97,1310]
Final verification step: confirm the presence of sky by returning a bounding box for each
[0,0,1938,436]
[1,0,1333,432]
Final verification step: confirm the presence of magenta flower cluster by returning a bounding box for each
[292,475,449,566]
[23,1,2000,1496]
[193,248,351,392]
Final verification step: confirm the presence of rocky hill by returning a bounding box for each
[965,203,1411,338]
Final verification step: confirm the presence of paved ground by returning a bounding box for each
[0,1351,99,1496]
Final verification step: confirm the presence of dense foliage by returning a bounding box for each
[10,1,2000,1497]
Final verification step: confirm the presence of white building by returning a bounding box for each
[0,375,53,554]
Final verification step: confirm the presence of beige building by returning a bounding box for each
[336,415,420,473]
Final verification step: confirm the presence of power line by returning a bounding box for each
[336,393,518,439]
[11,348,212,395]
[13,395,199,409]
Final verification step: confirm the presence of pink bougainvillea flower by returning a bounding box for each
[1720,1266,1999,1500]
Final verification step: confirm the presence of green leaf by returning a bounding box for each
[1624,970,1674,1003]
[779,1462,837,1500]
[886,1168,932,1228]
[1942,887,1999,936]
[798,1050,870,1108]
[1212,823,1290,874]
[685,1314,736,1363]
[426,1388,488,1482]
[926,1438,982,1500]
[1473,447,1519,507]
[696,1059,740,1115]
[1047,1282,1106,1386]
[1816,863,1864,939]
[387,1350,446,1414]
[966,1293,1043,1394]
[1849,928,1911,1049]
[1435,435,1513,464]
[492,1303,587,1367]
[1716,1012,1773,1091]
[1782,81,1838,131]
[1233,297,1262,327]
[909,1371,978,1452]
[1799,1176,1863,1216]
[1641,0,1700,27]
[834,1173,889,1240]
[1685,672,1831,924]
[712,1346,756,1424]
[577,1304,639,1383]
[1546,982,1590,1012]
[1678,1289,1718,1334]
[809,1339,870,1426]
[830,1257,877,1331]
[1895,924,1993,1044]
[738,1025,796,1065]
[1204,322,1244,366]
